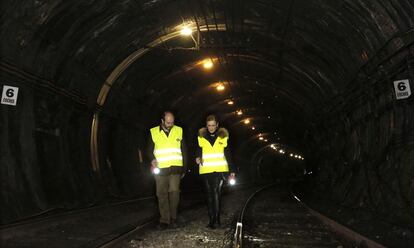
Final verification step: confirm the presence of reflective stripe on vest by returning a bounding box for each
[150,126,183,168]
[198,136,229,174]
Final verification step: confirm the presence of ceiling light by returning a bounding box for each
[227,100,234,105]
[236,110,243,116]
[244,119,250,124]
[216,84,225,91]
[259,137,264,140]
[251,126,255,130]
[203,59,214,69]
[180,26,192,36]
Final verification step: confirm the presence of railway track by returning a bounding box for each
[232,184,387,248]
[0,183,253,248]
[1,182,387,248]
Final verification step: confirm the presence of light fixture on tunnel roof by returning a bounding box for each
[251,126,255,130]
[267,115,271,119]
[264,139,268,142]
[227,100,234,105]
[290,153,293,157]
[236,110,243,116]
[216,83,225,91]
[243,119,250,124]
[203,59,214,69]
[298,155,302,159]
[259,136,264,140]
[294,155,298,158]
[180,26,193,36]
[279,149,284,154]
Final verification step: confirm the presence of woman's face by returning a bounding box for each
[206,120,218,133]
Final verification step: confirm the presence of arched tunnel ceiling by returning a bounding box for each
[1,0,414,163]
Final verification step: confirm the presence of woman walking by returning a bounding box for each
[196,115,236,229]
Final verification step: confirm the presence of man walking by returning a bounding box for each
[147,111,187,229]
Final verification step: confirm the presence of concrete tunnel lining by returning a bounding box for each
[0,0,413,239]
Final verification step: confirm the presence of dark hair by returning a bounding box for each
[161,111,174,120]
[206,114,218,122]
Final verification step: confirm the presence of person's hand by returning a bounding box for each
[151,159,159,174]
[228,173,236,185]
[151,159,158,167]
[195,157,203,165]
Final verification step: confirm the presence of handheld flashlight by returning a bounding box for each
[153,167,160,175]
[229,178,236,186]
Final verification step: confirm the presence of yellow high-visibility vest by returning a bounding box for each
[150,125,183,168]
[198,135,229,174]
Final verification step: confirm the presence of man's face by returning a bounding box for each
[161,113,174,130]
[207,120,218,133]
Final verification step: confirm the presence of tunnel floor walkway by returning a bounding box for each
[2,183,381,248]
[116,185,347,248]
[114,185,257,248]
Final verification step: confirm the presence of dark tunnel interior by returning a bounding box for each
[1,0,413,235]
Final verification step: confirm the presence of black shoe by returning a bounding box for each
[207,213,215,227]
[215,215,221,226]
[206,223,216,229]
[170,219,179,229]
[157,222,169,230]
[206,222,216,229]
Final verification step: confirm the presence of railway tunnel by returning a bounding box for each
[1,0,413,247]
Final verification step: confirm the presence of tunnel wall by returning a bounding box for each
[0,80,155,224]
[1,0,414,226]
[307,54,414,226]
[0,0,151,223]
[0,80,105,224]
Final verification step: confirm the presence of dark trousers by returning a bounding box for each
[202,172,224,226]
[154,174,181,224]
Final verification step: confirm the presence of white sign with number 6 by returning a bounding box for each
[393,79,411,100]
[1,85,19,106]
